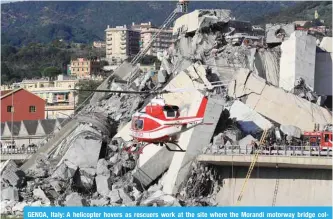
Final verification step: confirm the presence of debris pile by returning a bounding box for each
[2,8,333,213]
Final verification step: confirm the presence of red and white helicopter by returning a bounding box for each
[74,83,225,154]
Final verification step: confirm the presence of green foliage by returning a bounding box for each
[1,1,297,47]
[1,42,104,84]
[74,80,102,106]
[42,66,62,79]
[253,2,332,27]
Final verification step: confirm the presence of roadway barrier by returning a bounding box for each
[203,144,332,157]
[1,148,38,155]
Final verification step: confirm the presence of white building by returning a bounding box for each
[105,25,141,63]
[132,22,174,56]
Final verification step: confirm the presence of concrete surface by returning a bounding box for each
[279,31,316,91]
[227,100,273,134]
[314,52,332,96]
[20,120,79,172]
[1,154,31,161]
[319,37,332,53]
[254,48,280,86]
[173,9,231,35]
[197,154,332,169]
[265,23,295,44]
[163,96,224,195]
[0,160,20,187]
[214,166,332,206]
[228,69,332,131]
[54,128,102,170]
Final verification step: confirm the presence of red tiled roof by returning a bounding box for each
[0,90,13,96]
[0,88,24,99]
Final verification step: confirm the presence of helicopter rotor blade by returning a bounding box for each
[71,83,229,95]
[70,88,171,95]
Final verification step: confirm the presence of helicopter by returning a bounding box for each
[72,82,226,154]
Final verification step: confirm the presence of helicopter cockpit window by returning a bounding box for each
[134,119,144,130]
[324,134,330,142]
[163,106,177,118]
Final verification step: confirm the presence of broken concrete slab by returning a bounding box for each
[0,160,23,188]
[0,200,16,214]
[49,180,66,193]
[238,135,257,151]
[90,197,109,206]
[96,159,110,176]
[279,31,316,91]
[109,153,120,165]
[1,187,19,201]
[108,190,121,204]
[163,96,225,195]
[51,160,78,181]
[213,133,224,148]
[12,201,27,215]
[64,192,84,206]
[319,37,332,53]
[228,69,332,131]
[57,134,102,170]
[254,48,280,87]
[141,190,180,206]
[158,69,168,84]
[95,175,112,197]
[173,9,231,36]
[280,125,302,138]
[78,168,96,189]
[227,100,273,134]
[20,120,80,173]
[33,188,50,205]
[265,23,295,44]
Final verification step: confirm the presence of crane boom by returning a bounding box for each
[127,0,189,86]
[235,129,268,205]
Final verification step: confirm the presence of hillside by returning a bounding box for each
[1,1,295,46]
[254,1,332,27]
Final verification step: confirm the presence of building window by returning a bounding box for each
[7,106,14,112]
[29,106,36,113]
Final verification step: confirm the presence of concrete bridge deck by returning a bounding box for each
[197,154,332,169]
[198,145,332,169]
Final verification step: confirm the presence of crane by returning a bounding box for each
[235,129,268,205]
[127,0,189,86]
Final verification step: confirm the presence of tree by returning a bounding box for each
[74,80,102,107]
[42,66,62,79]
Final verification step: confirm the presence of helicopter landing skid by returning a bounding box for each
[162,142,186,152]
[122,142,148,154]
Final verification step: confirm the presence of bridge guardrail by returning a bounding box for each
[1,147,38,155]
[204,144,332,157]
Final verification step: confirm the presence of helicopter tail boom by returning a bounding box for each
[196,96,209,118]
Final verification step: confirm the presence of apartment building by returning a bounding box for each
[6,75,79,119]
[132,22,174,56]
[105,25,141,62]
[93,41,106,48]
[70,58,101,79]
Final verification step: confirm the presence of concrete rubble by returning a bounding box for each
[2,7,333,214]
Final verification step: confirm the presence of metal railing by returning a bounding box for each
[204,144,333,157]
[1,147,38,155]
